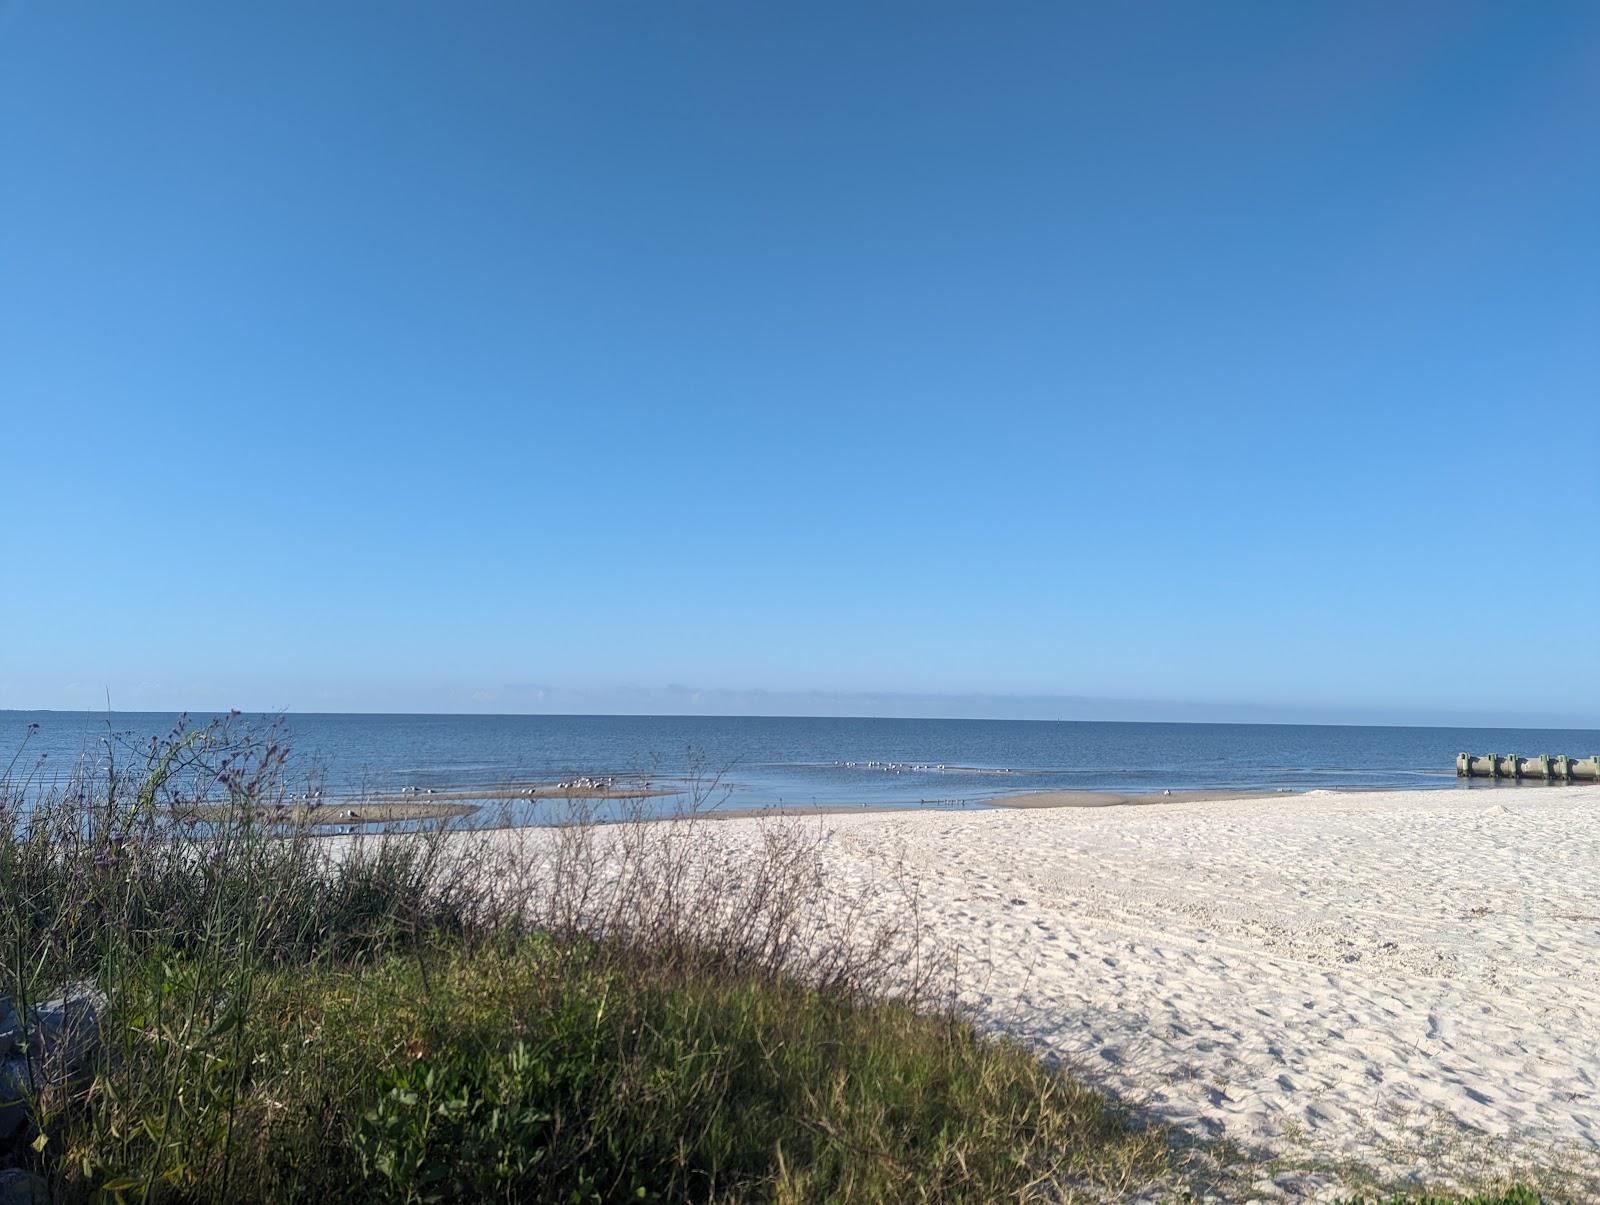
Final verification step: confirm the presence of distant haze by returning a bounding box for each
[2,686,1592,732]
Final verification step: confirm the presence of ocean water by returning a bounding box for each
[4,711,1597,820]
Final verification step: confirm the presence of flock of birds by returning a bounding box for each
[259,775,647,838]
[529,776,618,794]
[836,761,950,774]
[833,761,1016,775]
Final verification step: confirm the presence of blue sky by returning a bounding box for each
[1,2,1596,725]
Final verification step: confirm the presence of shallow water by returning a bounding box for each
[5,711,1595,821]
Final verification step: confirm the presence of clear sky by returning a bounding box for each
[1,2,1596,725]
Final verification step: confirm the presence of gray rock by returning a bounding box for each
[0,1056,28,1140]
[0,983,106,1143]
[26,984,104,1077]
[0,1169,47,1204]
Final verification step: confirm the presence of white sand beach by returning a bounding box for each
[412,784,1600,1194]
[687,786,1600,1192]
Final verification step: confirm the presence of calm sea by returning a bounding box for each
[4,712,1596,819]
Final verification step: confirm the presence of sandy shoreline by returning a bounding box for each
[358,783,681,804]
[294,781,1540,836]
[674,787,1271,822]
[790,784,1600,1191]
[987,787,1271,809]
[279,785,1278,827]
[446,784,1600,1193]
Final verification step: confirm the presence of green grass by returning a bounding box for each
[48,937,1170,1202]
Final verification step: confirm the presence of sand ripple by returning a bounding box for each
[736,787,1600,1191]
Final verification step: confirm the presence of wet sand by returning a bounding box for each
[177,801,482,825]
[684,789,1271,822]
[988,787,1272,808]
[299,786,1278,827]
[274,783,1339,830]
[177,782,683,828]
[359,784,682,804]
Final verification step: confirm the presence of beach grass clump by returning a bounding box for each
[1,718,1171,1202]
[52,937,1169,1202]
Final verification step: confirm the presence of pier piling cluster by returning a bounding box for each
[1456,753,1599,782]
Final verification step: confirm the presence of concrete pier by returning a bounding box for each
[1457,753,1600,781]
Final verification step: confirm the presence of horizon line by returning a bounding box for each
[3,705,1596,735]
